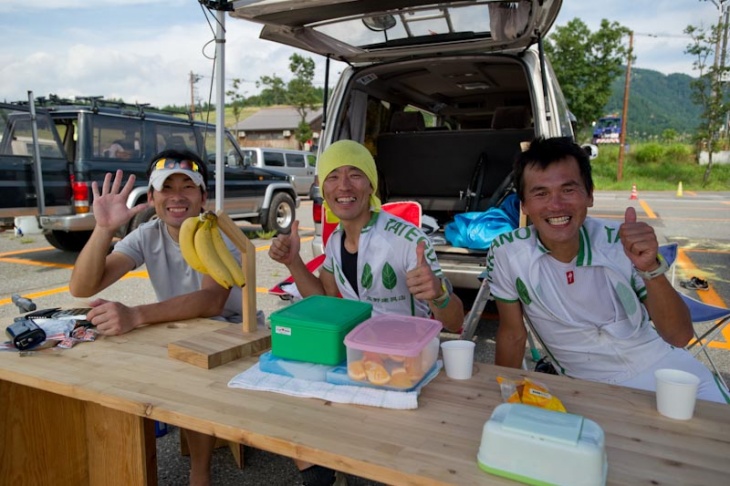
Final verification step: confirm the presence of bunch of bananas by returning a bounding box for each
[179,212,245,289]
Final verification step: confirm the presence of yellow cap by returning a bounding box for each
[318,140,382,215]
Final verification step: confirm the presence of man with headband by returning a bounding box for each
[270,139,464,485]
[70,148,242,486]
[270,139,464,329]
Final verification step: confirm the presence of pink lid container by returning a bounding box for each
[344,314,442,357]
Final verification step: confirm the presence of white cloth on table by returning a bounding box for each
[227,361,442,410]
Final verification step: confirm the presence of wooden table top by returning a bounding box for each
[1,318,729,486]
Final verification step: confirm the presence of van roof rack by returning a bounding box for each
[15,94,194,121]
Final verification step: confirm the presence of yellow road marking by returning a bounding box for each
[677,249,730,349]
[0,234,315,307]
[595,214,729,222]
[0,246,55,258]
[0,257,74,269]
[639,200,657,219]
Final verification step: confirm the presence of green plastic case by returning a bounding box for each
[269,296,372,365]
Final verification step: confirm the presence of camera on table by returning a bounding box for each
[5,319,46,351]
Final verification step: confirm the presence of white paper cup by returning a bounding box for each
[440,340,476,380]
[654,369,700,420]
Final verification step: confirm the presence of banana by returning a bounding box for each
[210,218,246,287]
[179,216,209,275]
[194,215,235,289]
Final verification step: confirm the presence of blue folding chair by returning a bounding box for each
[681,294,730,391]
[659,243,730,391]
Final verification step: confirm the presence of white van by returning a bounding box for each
[232,0,571,289]
[241,147,316,196]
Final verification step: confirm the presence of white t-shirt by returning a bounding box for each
[113,219,242,323]
[487,217,673,384]
[323,211,444,318]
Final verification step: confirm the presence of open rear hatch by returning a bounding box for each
[230,0,562,63]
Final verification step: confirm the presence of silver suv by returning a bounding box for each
[232,0,572,289]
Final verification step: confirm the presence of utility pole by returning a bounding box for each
[708,0,729,144]
[617,31,633,182]
[189,71,202,116]
[720,7,730,137]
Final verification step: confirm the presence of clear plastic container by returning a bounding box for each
[343,315,442,389]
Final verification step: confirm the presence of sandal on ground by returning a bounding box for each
[680,277,709,290]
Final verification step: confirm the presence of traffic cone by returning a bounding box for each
[629,183,638,200]
[677,181,684,197]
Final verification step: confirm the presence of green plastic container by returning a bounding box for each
[270,296,372,365]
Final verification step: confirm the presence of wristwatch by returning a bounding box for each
[635,254,669,281]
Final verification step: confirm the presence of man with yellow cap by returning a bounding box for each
[270,139,464,330]
[270,139,464,485]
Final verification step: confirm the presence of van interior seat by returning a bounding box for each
[389,111,425,132]
[375,128,532,212]
[491,106,531,129]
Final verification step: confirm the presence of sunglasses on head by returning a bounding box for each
[153,158,200,173]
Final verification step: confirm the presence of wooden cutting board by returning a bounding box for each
[168,324,271,369]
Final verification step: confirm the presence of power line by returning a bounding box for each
[634,32,692,39]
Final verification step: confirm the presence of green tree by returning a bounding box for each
[661,128,679,143]
[685,20,730,185]
[226,78,248,128]
[256,74,287,105]
[287,53,320,149]
[545,19,631,133]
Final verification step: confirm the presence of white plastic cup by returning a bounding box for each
[440,340,476,380]
[654,369,700,420]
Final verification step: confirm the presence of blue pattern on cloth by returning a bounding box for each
[228,360,442,410]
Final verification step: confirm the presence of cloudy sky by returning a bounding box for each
[0,1,724,109]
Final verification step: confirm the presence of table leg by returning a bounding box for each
[0,379,157,486]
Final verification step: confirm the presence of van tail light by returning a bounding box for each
[313,198,322,224]
[70,175,90,214]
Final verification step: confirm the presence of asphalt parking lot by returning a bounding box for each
[1,192,728,485]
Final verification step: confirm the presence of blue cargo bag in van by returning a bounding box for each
[445,194,520,250]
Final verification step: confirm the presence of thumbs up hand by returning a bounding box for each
[619,207,659,272]
[268,220,301,266]
[406,241,442,301]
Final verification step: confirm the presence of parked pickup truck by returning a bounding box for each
[0,96,299,251]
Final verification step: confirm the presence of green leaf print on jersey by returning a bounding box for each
[336,267,346,286]
[382,263,397,289]
[615,281,638,316]
[361,263,373,289]
[516,278,532,305]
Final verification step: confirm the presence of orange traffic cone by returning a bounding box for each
[629,183,638,200]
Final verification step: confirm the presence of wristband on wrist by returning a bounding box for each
[635,254,669,281]
[431,280,450,309]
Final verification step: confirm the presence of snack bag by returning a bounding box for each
[496,376,566,413]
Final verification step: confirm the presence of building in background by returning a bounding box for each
[231,106,322,150]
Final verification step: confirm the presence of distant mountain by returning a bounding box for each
[602,67,702,138]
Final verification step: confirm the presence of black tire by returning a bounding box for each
[44,230,93,252]
[263,192,295,233]
[128,206,157,235]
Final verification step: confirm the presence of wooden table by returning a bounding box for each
[1,318,729,486]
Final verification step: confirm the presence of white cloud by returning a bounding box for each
[0,1,724,107]
[0,0,174,13]
[556,0,723,76]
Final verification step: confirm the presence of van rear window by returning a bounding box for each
[286,153,305,168]
[0,110,64,158]
[264,151,285,167]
